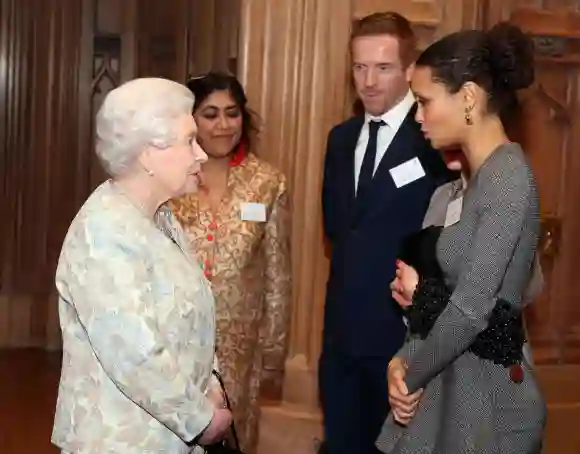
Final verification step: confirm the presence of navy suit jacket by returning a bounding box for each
[321,105,456,358]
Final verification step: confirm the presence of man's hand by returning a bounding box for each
[394,260,419,301]
[390,260,418,308]
[387,358,422,425]
[390,276,413,308]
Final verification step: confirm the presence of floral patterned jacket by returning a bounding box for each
[52,181,218,454]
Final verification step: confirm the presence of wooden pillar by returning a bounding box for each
[237,0,354,414]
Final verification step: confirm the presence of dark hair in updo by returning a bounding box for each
[186,71,260,152]
[415,22,534,118]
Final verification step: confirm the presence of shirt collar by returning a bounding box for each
[364,89,415,129]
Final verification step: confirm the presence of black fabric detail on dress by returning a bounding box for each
[469,300,525,366]
[407,277,449,338]
[407,278,525,367]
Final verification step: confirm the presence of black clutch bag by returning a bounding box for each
[205,370,244,454]
[398,225,444,279]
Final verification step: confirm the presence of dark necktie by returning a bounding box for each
[357,119,385,198]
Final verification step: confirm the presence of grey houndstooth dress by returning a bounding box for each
[376,142,546,454]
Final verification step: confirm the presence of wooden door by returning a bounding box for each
[496,6,580,454]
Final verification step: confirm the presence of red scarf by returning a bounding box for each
[230,141,247,167]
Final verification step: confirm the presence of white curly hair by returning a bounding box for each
[95,77,194,176]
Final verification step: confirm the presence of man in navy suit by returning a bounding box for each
[318,12,455,454]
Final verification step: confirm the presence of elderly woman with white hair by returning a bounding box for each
[52,77,232,454]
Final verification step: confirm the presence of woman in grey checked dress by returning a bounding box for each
[376,23,547,454]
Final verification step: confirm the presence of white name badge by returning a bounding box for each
[240,202,267,222]
[389,157,426,188]
[444,196,463,227]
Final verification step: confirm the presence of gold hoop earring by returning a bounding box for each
[465,113,473,126]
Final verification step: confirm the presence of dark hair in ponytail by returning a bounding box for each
[415,22,535,117]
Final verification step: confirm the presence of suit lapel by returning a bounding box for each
[341,116,364,215]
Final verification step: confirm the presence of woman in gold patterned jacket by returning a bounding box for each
[169,71,292,454]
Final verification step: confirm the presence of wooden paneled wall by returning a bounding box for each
[0,0,239,348]
[188,0,240,75]
[0,0,87,347]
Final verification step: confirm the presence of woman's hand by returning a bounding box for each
[198,408,233,445]
[387,357,423,425]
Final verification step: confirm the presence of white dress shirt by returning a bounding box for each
[354,90,416,191]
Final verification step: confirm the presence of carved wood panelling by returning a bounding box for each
[516,67,574,364]
[89,0,123,189]
[485,0,580,27]
[499,7,580,371]
[354,0,485,45]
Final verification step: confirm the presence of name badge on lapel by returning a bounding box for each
[240,202,267,222]
[389,157,426,188]
[444,196,463,227]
